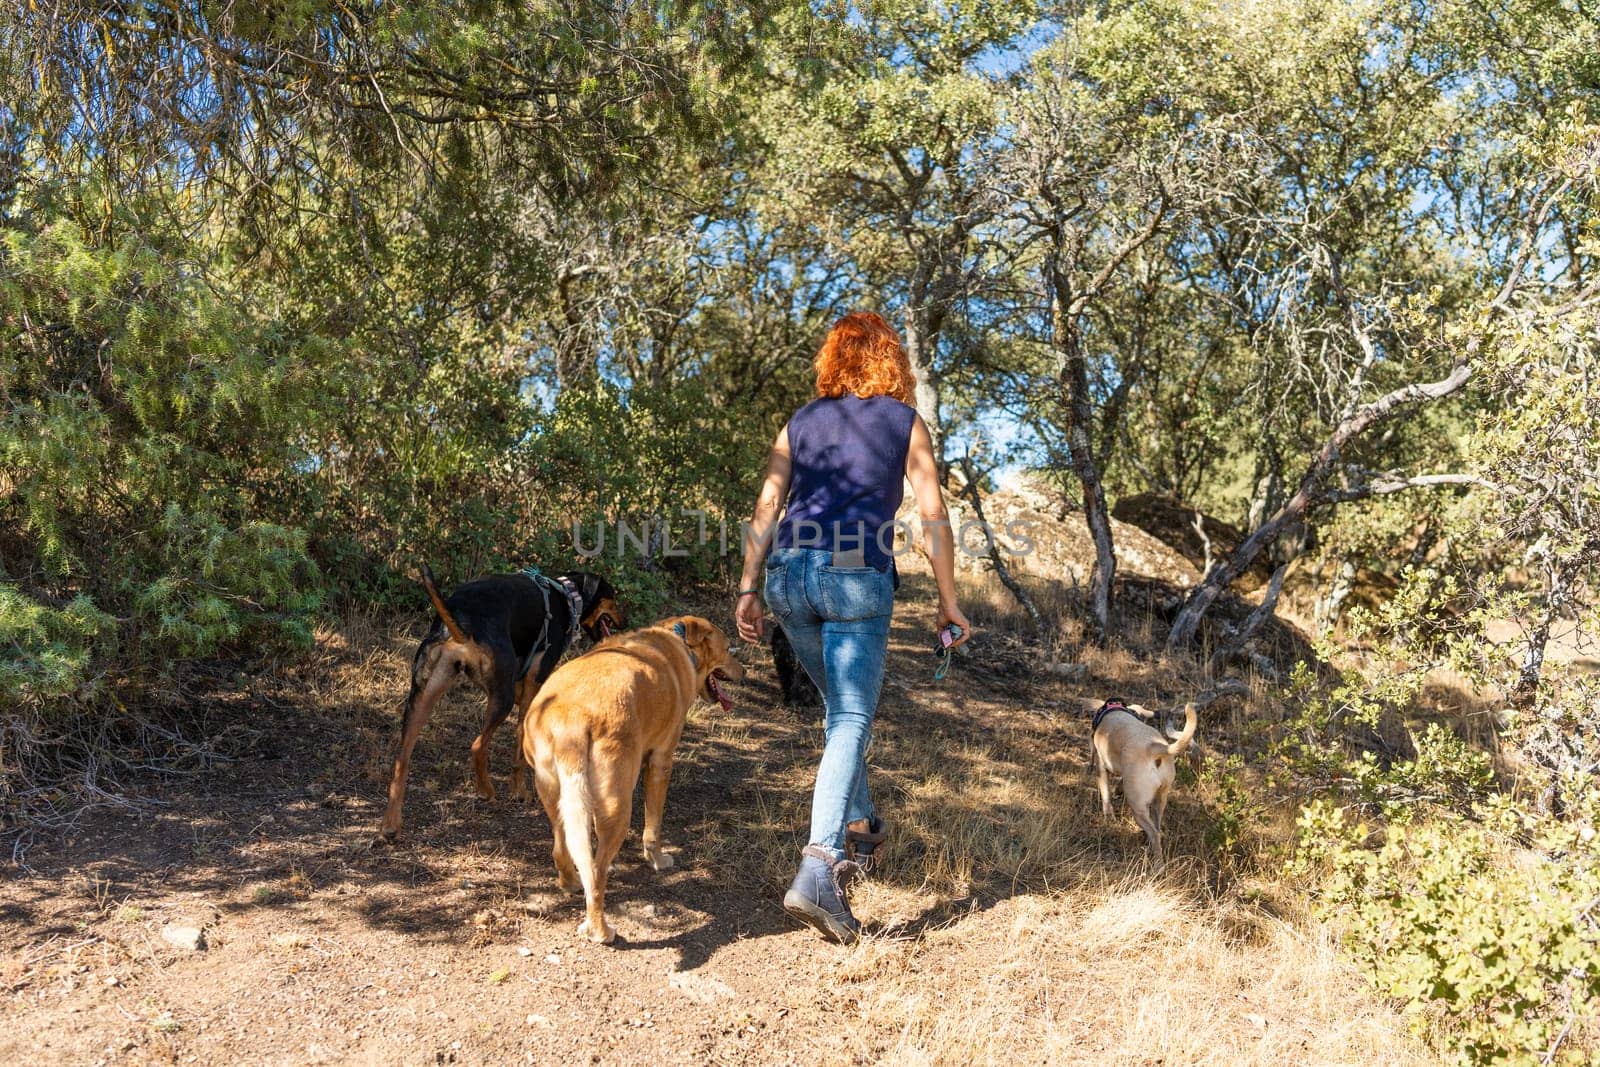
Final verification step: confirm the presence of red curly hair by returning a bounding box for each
[813,311,917,406]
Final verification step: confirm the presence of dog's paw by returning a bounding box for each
[577,917,614,945]
[556,869,581,895]
[645,847,675,872]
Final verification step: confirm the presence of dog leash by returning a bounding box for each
[932,624,967,682]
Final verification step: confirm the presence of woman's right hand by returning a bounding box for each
[736,592,766,644]
[938,602,973,647]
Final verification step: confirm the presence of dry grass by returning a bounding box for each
[689,566,1435,1064]
[716,702,1440,1066]
[120,583,1435,1065]
[839,883,1437,1066]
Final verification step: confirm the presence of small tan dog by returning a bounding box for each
[1090,698,1197,868]
[519,615,743,944]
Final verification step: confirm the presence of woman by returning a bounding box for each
[734,310,972,944]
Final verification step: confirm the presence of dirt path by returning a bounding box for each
[1,581,1434,1065]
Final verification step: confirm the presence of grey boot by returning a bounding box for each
[783,846,862,944]
[845,815,886,873]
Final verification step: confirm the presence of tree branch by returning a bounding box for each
[1319,471,1499,506]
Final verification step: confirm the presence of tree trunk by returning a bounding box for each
[1207,560,1289,681]
[1053,295,1116,639]
[902,261,954,475]
[902,307,945,465]
[1167,359,1472,654]
[554,264,599,389]
[1313,558,1356,638]
[958,457,1052,649]
[1515,564,1566,705]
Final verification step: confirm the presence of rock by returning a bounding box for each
[667,969,735,1004]
[1047,662,1088,680]
[161,923,207,952]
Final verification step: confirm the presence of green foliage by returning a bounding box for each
[1277,653,1494,819]
[0,582,112,707]
[1296,798,1600,1064]
[1199,753,1261,869]
[516,377,773,615]
[134,508,321,657]
[1,211,327,698]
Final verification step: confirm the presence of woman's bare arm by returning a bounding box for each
[735,425,793,642]
[905,416,971,644]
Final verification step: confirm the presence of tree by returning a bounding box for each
[753,0,1034,466]
[997,2,1234,638]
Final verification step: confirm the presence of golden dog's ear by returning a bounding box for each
[679,616,715,648]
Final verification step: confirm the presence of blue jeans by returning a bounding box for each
[764,547,894,861]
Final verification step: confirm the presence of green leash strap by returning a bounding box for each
[932,623,966,682]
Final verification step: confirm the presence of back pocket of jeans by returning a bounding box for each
[818,565,891,621]
[764,560,792,619]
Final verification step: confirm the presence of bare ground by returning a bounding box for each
[1,574,1437,1066]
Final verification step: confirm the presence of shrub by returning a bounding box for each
[2,215,327,699]
[0,582,113,707]
[1296,798,1600,1065]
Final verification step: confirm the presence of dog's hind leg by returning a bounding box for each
[640,741,681,872]
[1096,757,1114,817]
[470,651,519,802]
[379,656,456,843]
[508,675,539,803]
[555,755,615,944]
[532,751,580,894]
[556,764,602,941]
[579,750,638,944]
[1129,799,1163,871]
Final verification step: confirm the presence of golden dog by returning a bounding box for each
[519,615,743,944]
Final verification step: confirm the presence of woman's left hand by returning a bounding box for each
[735,592,766,644]
[938,601,973,647]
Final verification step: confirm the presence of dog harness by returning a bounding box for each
[554,576,585,640]
[1092,698,1131,732]
[516,566,587,679]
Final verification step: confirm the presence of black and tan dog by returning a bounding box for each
[771,625,821,714]
[377,566,625,843]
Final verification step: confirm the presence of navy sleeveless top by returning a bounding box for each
[773,395,918,572]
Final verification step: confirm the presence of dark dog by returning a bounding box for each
[378,567,625,843]
[771,625,821,713]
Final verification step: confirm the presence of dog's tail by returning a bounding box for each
[1165,702,1198,756]
[420,564,468,644]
